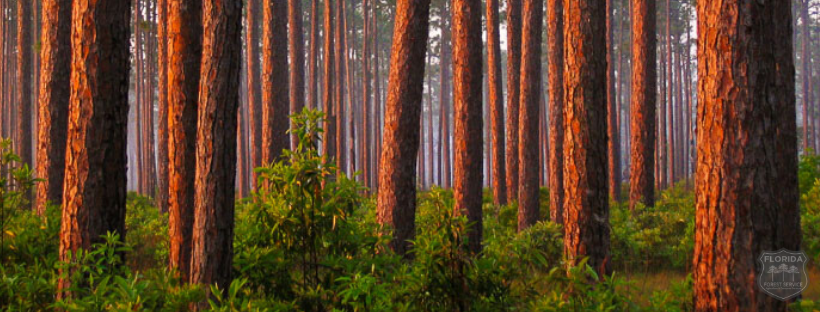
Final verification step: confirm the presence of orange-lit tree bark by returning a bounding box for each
[439,1,451,188]
[157,0,170,213]
[377,0,431,256]
[262,0,290,163]
[35,0,71,214]
[308,0,319,110]
[547,0,563,224]
[451,0,483,253]
[562,0,610,277]
[628,0,655,210]
[322,0,335,161]
[58,0,130,298]
[693,0,801,310]
[335,0,345,171]
[16,0,32,199]
[190,0,243,291]
[606,0,620,201]
[505,0,520,202]
[517,0,541,231]
[167,0,202,281]
[486,0,506,205]
[289,0,304,149]
[247,0,262,180]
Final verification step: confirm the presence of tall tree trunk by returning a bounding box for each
[451,0,483,254]
[628,0,656,210]
[486,0,505,205]
[505,0,520,201]
[606,0,620,201]
[190,0,243,293]
[562,0,610,277]
[440,1,451,189]
[335,0,345,172]
[693,0,801,310]
[289,0,305,149]
[58,0,130,298]
[35,0,71,214]
[167,0,202,281]
[803,0,812,153]
[16,0,32,204]
[322,0,335,162]
[517,0,542,231]
[308,0,319,110]
[262,0,290,163]
[658,38,667,188]
[157,0,170,212]
[247,0,262,182]
[547,0,563,224]
[371,6,382,191]
[361,0,371,188]
[377,0,431,256]
[665,0,674,185]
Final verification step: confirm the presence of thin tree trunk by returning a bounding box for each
[157,0,170,212]
[547,0,563,224]
[16,0,32,205]
[289,0,305,149]
[486,0,505,205]
[517,0,542,231]
[335,0,345,172]
[628,0,656,210]
[505,0,520,202]
[665,0,674,185]
[261,0,290,163]
[308,0,319,110]
[440,1,451,189]
[322,0,335,162]
[606,0,620,201]
[247,0,262,182]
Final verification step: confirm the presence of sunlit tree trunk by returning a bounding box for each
[505,0,520,201]
[377,0,431,256]
[628,0,656,210]
[16,0,32,205]
[562,0,610,277]
[694,0,801,310]
[289,0,305,149]
[308,0,319,110]
[262,0,290,164]
[606,0,620,201]
[35,0,71,214]
[547,0,563,224]
[157,0,171,212]
[58,0,130,298]
[517,0,542,231]
[322,0,335,162]
[247,0,262,183]
[486,0,506,205]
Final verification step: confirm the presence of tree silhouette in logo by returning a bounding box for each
[768,265,780,281]
[789,265,800,282]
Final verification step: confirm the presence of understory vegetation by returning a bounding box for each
[1,115,820,311]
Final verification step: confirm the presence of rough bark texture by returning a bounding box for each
[693,0,801,311]
[58,0,130,298]
[547,0,563,224]
[451,0,483,254]
[628,0,656,210]
[247,0,262,182]
[606,0,620,201]
[322,0,335,161]
[262,0,290,164]
[517,0,542,231]
[167,0,202,281]
[289,0,304,149]
[308,0,318,110]
[16,0,32,200]
[334,0,345,171]
[486,0,506,205]
[190,0,243,293]
[377,0,431,256]
[35,0,71,214]
[157,0,170,213]
[505,0,520,202]
[562,0,610,277]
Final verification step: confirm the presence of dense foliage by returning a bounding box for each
[1,114,819,311]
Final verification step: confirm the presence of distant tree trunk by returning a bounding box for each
[167,0,202,282]
[440,1,451,188]
[377,0,431,256]
[289,0,305,149]
[803,0,812,153]
[451,0,483,254]
[606,0,620,201]
[563,0,610,277]
[547,0,563,224]
[35,0,71,214]
[505,0,520,202]
[190,0,243,293]
[335,0,345,172]
[693,0,801,310]
[322,0,335,162]
[628,0,656,210]
[665,0,674,185]
[262,0,290,164]
[658,38,667,188]
[517,0,542,230]
[157,0,170,212]
[361,0,371,188]
[16,0,32,204]
[486,0,506,205]
[247,0,262,182]
[57,0,130,298]
[371,7,382,191]
[308,0,319,110]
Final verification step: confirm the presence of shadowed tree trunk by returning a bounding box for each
[157,0,170,213]
[628,0,656,210]
[606,0,620,201]
[322,0,335,162]
[451,0,483,254]
[57,0,130,298]
[362,0,371,188]
[440,1,451,188]
[308,0,319,110]
[16,0,32,206]
[289,0,305,149]
[517,0,542,231]
[377,0,431,256]
[802,0,811,153]
[562,0,610,278]
[335,0,345,172]
[262,0,290,164]
[247,0,262,184]
[190,0,243,293]
[547,0,563,224]
[486,0,506,205]
[35,0,71,214]
[693,0,801,310]
[167,0,202,281]
[505,0,520,202]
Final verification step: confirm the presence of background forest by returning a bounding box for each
[0,0,818,310]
